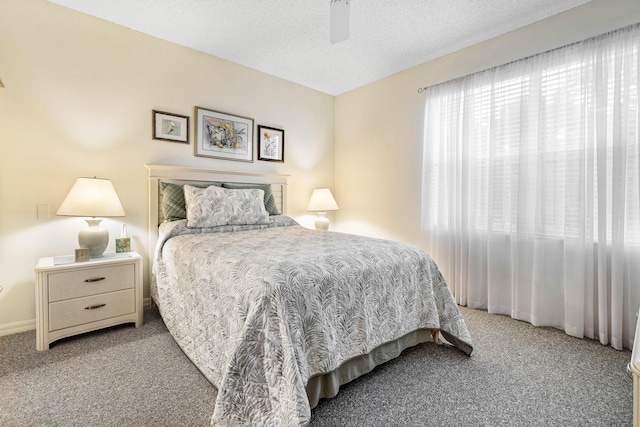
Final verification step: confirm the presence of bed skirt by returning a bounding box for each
[307,328,435,408]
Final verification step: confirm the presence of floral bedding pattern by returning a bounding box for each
[152,217,473,426]
[183,185,269,228]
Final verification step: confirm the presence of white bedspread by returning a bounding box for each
[153,217,473,426]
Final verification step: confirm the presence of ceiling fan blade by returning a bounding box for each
[330,0,350,43]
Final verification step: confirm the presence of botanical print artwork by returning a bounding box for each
[194,107,254,161]
[162,119,180,136]
[203,116,248,155]
[152,110,189,143]
[257,125,284,162]
[261,131,279,157]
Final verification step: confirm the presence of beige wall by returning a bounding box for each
[0,0,335,331]
[334,0,640,248]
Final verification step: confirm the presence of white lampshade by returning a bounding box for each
[307,188,339,231]
[57,177,125,257]
[307,188,339,212]
[57,177,125,217]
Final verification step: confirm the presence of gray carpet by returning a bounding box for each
[0,306,632,426]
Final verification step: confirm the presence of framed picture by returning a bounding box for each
[195,107,254,162]
[257,125,285,162]
[152,110,189,143]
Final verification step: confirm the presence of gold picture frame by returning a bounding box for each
[194,107,254,162]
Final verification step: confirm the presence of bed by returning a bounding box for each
[145,164,473,426]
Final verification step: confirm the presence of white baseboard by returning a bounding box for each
[0,319,35,337]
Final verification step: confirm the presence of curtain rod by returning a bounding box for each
[417,22,640,94]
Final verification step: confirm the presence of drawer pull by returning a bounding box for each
[84,303,106,310]
[84,277,106,283]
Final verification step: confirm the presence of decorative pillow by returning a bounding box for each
[161,181,222,222]
[184,185,270,228]
[222,182,280,216]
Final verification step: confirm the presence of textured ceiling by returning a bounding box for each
[47,0,592,95]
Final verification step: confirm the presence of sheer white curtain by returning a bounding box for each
[422,24,640,350]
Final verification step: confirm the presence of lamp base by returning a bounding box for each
[314,212,330,231]
[78,219,109,257]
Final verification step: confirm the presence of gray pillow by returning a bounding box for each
[221,182,280,216]
[161,181,222,221]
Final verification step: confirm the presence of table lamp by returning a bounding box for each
[56,177,125,257]
[307,188,339,231]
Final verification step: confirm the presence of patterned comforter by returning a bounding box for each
[152,217,473,426]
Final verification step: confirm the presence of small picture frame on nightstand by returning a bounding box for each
[75,248,90,262]
[116,237,130,253]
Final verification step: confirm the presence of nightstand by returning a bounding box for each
[35,251,143,350]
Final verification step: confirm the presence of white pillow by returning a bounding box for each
[183,185,270,228]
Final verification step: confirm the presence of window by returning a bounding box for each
[421,23,640,351]
[424,33,640,243]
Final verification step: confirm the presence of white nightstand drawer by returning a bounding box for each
[49,288,135,331]
[49,264,134,302]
